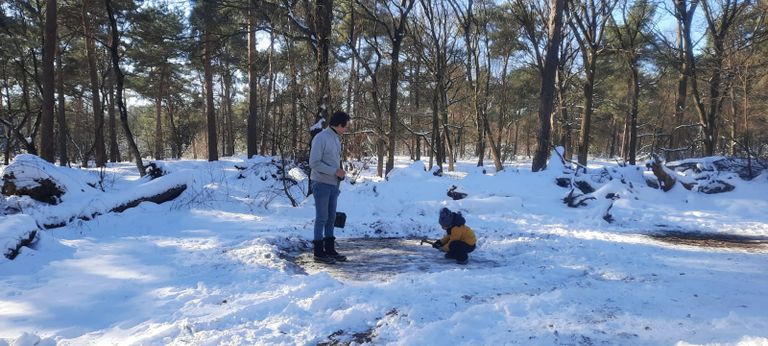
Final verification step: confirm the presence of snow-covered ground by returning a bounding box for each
[1,154,767,345]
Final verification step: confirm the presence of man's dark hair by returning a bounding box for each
[329,111,351,127]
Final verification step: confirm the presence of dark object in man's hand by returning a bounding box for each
[432,240,442,249]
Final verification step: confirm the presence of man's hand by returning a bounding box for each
[431,240,442,249]
[335,168,346,179]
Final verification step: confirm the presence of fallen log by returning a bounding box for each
[42,179,189,229]
[110,185,187,213]
[647,154,694,191]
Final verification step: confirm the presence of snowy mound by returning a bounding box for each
[2,154,97,204]
[385,161,428,181]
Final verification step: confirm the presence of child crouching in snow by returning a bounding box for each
[432,207,476,265]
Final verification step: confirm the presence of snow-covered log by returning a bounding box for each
[1,214,39,260]
[109,185,187,213]
[43,172,191,228]
[2,154,96,205]
[667,157,767,180]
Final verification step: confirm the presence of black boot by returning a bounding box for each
[324,237,347,262]
[313,240,336,264]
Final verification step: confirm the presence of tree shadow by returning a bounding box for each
[648,230,768,253]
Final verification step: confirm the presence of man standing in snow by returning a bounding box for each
[309,111,351,264]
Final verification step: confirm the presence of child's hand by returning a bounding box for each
[432,240,442,249]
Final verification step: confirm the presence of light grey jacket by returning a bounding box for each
[309,127,342,186]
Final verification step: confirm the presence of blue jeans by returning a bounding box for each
[312,181,339,241]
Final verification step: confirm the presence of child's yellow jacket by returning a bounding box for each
[440,225,477,251]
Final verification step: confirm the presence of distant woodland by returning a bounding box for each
[1,0,766,176]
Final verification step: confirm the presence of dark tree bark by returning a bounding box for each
[532,0,565,172]
[166,101,181,158]
[105,0,145,176]
[568,0,617,166]
[247,0,259,158]
[556,65,572,160]
[289,42,299,152]
[627,62,639,164]
[20,57,34,139]
[107,68,119,162]
[383,1,417,175]
[203,2,218,162]
[83,0,106,167]
[56,41,68,166]
[39,0,56,163]
[315,0,333,123]
[222,66,234,157]
[669,8,692,160]
[154,67,166,159]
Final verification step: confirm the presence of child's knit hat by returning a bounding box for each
[439,207,453,229]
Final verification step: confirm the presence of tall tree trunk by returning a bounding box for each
[627,62,639,165]
[556,67,572,160]
[413,61,422,161]
[19,62,37,154]
[260,38,277,155]
[83,0,105,167]
[440,83,454,171]
[105,0,144,176]
[458,0,485,166]
[532,0,565,172]
[498,53,510,161]
[247,0,260,158]
[385,33,403,175]
[107,68,119,162]
[39,0,56,162]
[620,109,629,159]
[577,59,596,165]
[74,96,87,166]
[479,28,502,171]
[289,42,299,153]
[223,68,234,156]
[315,0,333,123]
[526,116,532,158]
[0,77,7,165]
[154,67,166,159]
[56,40,69,167]
[609,114,618,158]
[346,0,356,115]
[430,90,441,170]
[742,64,750,157]
[670,17,689,161]
[741,64,753,177]
[513,119,520,158]
[729,81,737,156]
[203,6,218,162]
[167,101,180,158]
